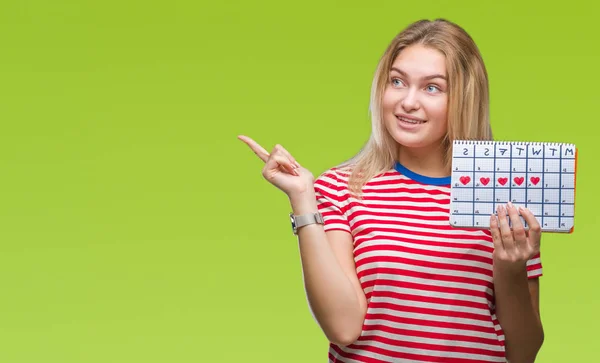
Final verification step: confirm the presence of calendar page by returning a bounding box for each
[449,140,577,233]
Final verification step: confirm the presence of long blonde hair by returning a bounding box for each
[339,19,493,198]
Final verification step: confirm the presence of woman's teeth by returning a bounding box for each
[397,116,425,124]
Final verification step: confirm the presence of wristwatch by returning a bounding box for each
[290,212,324,235]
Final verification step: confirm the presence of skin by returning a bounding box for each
[238,43,544,361]
[382,44,450,177]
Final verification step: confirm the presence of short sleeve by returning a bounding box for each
[314,169,351,234]
[526,252,543,278]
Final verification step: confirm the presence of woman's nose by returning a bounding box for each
[401,89,420,112]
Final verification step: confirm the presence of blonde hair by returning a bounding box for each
[338,18,493,198]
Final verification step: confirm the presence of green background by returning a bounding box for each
[0,0,596,362]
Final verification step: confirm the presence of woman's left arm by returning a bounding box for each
[490,203,545,363]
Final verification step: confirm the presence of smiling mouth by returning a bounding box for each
[396,115,426,124]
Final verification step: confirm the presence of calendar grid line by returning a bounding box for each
[453,156,540,159]
[492,147,496,215]
[525,145,529,221]
[451,213,566,217]
[509,146,513,206]
[559,145,563,228]
[541,146,545,227]
[452,201,573,205]
[453,170,573,175]
[472,144,476,227]
[452,187,574,190]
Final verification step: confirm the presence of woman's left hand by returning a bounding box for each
[490,202,542,278]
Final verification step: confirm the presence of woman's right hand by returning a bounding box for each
[238,135,315,198]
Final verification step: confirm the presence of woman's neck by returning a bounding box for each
[397,144,449,177]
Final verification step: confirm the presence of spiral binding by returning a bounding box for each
[452,140,575,147]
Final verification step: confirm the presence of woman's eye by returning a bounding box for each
[426,85,440,93]
[391,78,404,87]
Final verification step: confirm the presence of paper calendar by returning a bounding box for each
[449,140,577,233]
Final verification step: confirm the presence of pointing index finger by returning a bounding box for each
[237,135,270,162]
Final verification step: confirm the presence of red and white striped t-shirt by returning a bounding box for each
[313,162,543,363]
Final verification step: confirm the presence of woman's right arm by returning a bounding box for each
[290,192,367,346]
[237,135,367,346]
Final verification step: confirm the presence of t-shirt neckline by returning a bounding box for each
[393,161,451,186]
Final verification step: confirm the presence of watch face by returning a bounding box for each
[290,213,297,233]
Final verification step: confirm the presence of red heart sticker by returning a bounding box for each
[480,177,490,186]
[498,177,508,186]
[459,176,471,185]
[514,177,525,186]
[530,176,540,185]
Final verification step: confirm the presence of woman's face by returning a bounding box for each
[382,44,449,152]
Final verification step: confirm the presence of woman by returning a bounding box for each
[239,18,544,363]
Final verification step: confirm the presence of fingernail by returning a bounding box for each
[507,201,513,209]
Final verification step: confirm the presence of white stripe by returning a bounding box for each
[330,344,418,363]
[354,237,493,257]
[369,294,492,317]
[349,205,449,218]
[324,223,351,232]
[336,172,449,189]
[360,327,505,352]
[366,307,493,329]
[328,348,363,363]
[342,339,506,362]
[363,318,500,340]
[356,248,493,272]
[346,199,448,209]
[360,190,451,201]
[352,228,490,247]
[352,218,486,237]
[356,261,492,286]
[349,212,460,226]
[361,273,493,297]
[364,285,491,307]
[527,268,543,276]
[527,257,541,266]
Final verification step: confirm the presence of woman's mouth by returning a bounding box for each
[396,115,426,124]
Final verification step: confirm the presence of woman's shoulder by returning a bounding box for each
[315,164,354,186]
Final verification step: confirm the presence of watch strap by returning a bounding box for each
[291,212,324,234]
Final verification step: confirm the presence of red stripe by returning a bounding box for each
[329,344,390,363]
[345,341,500,363]
[355,255,493,279]
[361,186,450,196]
[356,243,493,265]
[362,323,501,346]
[371,290,492,311]
[344,202,449,214]
[357,266,492,290]
[364,313,497,335]
[367,301,492,322]
[348,209,450,221]
[355,226,489,242]
[357,334,505,358]
[353,234,493,253]
[316,188,346,204]
[351,217,494,235]
[361,278,493,301]
[364,176,449,188]
[359,195,451,204]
